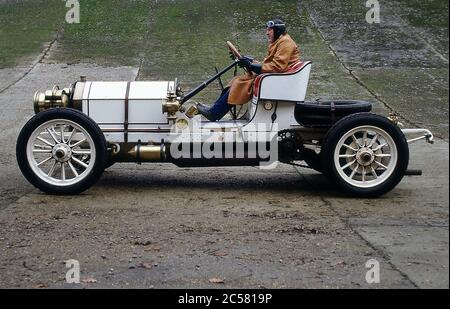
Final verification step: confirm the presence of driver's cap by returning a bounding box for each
[266,18,287,41]
[266,19,286,28]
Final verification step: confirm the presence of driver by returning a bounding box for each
[196,18,301,121]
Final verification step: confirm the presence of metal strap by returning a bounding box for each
[124,82,131,143]
[330,101,336,125]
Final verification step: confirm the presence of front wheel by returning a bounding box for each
[16,108,107,195]
[321,113,409,197]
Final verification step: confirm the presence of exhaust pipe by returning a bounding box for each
[128,144,166,162]
[109,143,166,163]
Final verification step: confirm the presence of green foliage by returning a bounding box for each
[0,0,64,68]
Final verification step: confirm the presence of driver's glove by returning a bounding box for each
[248,63,262,75]
[237,55,254,68]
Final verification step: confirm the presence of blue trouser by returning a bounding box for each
[207,88,232,121]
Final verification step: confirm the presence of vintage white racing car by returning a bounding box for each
[16,42,434,197]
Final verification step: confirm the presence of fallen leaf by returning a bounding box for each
[213,250,228,257]
[335,261,346,267]
[134,240,152,246]
[82,278,97,284]
[33,283,48,289]
[209,277,225,284]
[144,245,162,252]
[138,262,152,269]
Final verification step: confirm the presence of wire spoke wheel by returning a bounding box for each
[27,120,96,187]
[17,108,107,195]
[322,113,409,197]
[334,126,397,188]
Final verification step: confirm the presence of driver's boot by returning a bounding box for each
[197,90,232,121]
[196,103,216,121]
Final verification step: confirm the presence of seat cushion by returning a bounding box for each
[253,61,306,98]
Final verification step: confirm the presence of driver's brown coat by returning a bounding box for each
[227,34,300,105]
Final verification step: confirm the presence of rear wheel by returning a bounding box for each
[321,113,409,197]
[16,108,107,195]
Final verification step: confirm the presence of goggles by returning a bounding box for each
[266,20,286,28]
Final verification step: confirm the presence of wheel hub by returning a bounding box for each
[356,147,375,166]
[52,143,72,162]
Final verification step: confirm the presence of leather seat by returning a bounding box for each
[253,61,312,102]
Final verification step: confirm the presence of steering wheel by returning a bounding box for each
[225,41,251,120]
[226,41,242,60]
[227,40,250,75]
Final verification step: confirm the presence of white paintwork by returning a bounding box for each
[129,81,174,99]
[87,82,128,124]
[89,81,129,99]
[247,101,296,131]
[82,81,91,114]
[77,81,175,142]
[103,132,170,143]
[258,62,312,102]
[128,82,173,124]
[90,99,125,124]
[102,132,125,143]
[128,99,167,124]
[81,81,174,124]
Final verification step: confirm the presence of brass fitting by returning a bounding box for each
[162,100,181,116]
[388,112,404,127]
[33,85,72,114]
[162,86,182,120]
[127,144,166,162]
[185,105,198,118]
